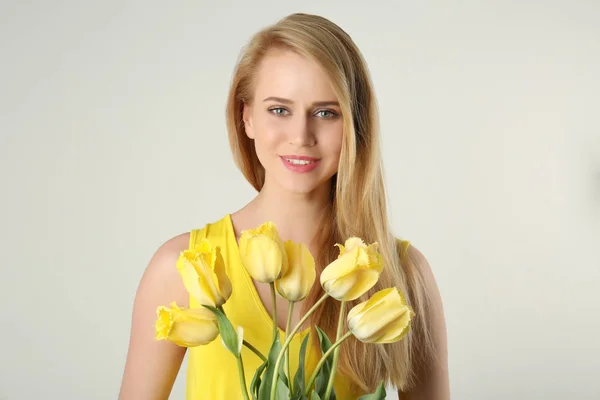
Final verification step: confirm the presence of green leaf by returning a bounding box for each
[250,360,267,400]
[276,376,291,399]
[203,305,239,357]
[358,381,387,399]
[278,361,289,388]
[292,334,310,399]
[258,334,289,400]
[314,326,335,399]
[310,390,322,400]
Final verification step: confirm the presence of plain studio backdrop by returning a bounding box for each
[1,1,599,399]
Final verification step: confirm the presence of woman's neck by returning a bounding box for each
[232,181,332,248]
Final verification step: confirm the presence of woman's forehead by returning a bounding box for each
[252,49,338,103]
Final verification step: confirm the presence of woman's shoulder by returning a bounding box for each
[395,238,436,288]
[154,232,191,260]
[394,238,441,306]
[136,214,230,306]
[139,232,191,301]
[397,242,450,397]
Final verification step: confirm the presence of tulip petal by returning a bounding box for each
[155,302,219,347]
[184,254,219,307]
[213,246,232,302]
[321,238,385,301]
[276,241,316,301]
[321,248,383,301]
[176,255,205,305]
[335,243,347,256]
[375,305,414,343]
[361,308,412,343]
[170,317,219,346]
[347,288,414,344]
[155,306,174,340]
[335,268,380,301]
[344,237,367,251]
[323,273,357,300]
[240,221,288,277]
[348,287,395,319]
[175,240,233,308]
[236,326,244,355]
[355,247,375,269]
[198,262,221,306]
[347,287,394,330]
[197,243,230,307]
[349,291,403,341]
[240,234,283,282]
[320,250,360,286]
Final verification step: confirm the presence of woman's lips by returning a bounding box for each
[280,155,321,173]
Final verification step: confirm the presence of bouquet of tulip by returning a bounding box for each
[155,222,414,400]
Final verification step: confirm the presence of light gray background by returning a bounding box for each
[1,1,599,399]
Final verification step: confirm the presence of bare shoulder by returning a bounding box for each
[137,232,191,307]
[406,245,440,296]
[405,243,445,325]
[144,232,190,274]
[402,244,450,399]
[119,232,191,399]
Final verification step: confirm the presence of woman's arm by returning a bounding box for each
[119,233,191,400]
[400,245,450,400]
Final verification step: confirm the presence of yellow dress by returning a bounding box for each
[185,214,411,400]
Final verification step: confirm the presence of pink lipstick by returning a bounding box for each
[280,155,320,173]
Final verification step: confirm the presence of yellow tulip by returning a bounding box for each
[239,221,288,283]
[155,302,219,347]
[275,240,316,301]
[319,237,384,301]
[347,287,414,344]
[235,326,244,355]
[176,239,232,307]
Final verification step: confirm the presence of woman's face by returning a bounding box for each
[243,48,344,195]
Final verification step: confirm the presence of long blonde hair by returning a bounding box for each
[226,13,435,393]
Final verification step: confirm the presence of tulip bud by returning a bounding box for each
[236,326,244,355]
[239,221,288,283]
[347,288,414,344]
[155,302,220,347]
[176,239,232,308]
[320,237,384,301]
[275,240,316,302]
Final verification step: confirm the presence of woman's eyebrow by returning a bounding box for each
[263,96,339,107]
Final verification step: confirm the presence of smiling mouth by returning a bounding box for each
[283,157,317,165]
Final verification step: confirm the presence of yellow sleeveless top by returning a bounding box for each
[185,214,411,400]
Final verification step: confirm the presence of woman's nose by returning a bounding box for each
[288,116,316,147]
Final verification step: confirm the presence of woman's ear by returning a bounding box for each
[242,103,254,139]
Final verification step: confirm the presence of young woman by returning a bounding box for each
[119,13,449,400]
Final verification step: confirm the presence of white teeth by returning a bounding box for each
[285,158,314,165]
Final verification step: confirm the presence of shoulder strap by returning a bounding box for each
[188,227,207,249]
[397,239,411,259]
[188,215,230,252]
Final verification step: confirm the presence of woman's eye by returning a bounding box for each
[316,110,337,119]
[269,107,289,116]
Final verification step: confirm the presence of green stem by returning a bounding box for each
[270,282,278,343]
[285,301,295,397]
[219,302,267,364]
[304,331,353,397]
[269,292,330,400]
[243,340,266,363]
[236,355,251,400]
[324,301,346,400]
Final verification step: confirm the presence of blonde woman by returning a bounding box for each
[120,13,449,400]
